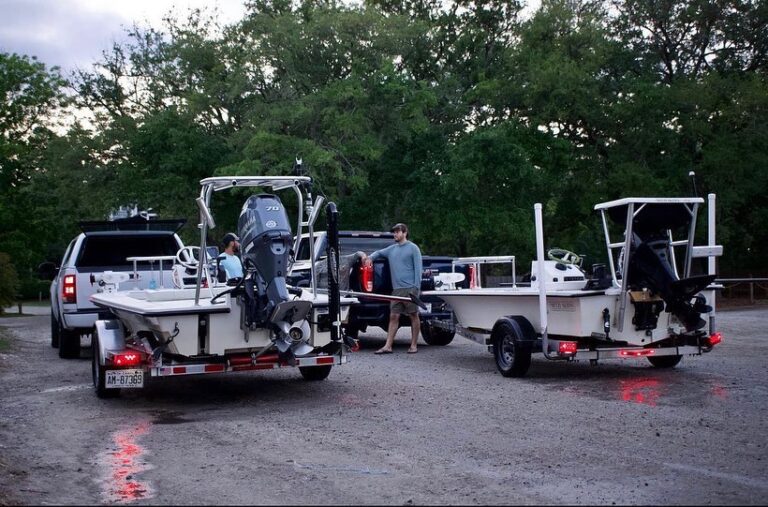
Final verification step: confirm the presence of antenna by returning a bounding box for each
[688,171,699,198]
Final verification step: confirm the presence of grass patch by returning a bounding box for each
[0,328,11,353]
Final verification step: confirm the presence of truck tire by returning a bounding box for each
[50,311,60,348]
[421,321,455,346]
[647,355,682,368]
[491,318,533,378]
[92,328,120,398]
[58,321,80,359]
[299,365,332,381]
[344,324,360,340]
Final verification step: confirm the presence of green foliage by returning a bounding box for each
[0,253,20,311]
[1,0,766,279]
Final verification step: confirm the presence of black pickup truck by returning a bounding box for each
[288,231,464,346]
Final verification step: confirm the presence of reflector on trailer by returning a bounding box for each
[619,349,655,357]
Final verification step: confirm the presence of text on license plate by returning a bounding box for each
[105,369,144,389]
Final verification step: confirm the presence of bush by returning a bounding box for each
[18,277,50,300]
[0,253,20,313]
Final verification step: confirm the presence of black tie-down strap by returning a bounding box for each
[326,202,342,342]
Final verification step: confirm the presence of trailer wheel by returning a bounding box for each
[92,329,120,398]
[421,321,455,346]
[299,365,332,381]
[50,311,60,348]
[58,322,80,359]
[492,319,532,378]
[647,355,682,368]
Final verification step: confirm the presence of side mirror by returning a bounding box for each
[37,261,58,281]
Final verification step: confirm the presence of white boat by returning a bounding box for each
[89,172,357,397]
[424,195,724,377]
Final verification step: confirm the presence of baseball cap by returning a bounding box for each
[390,223,408,234]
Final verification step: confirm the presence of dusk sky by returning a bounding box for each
[0,0,248,75]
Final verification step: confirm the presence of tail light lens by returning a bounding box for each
[558,341,578,355]
[706,332,722,347]
[361,264,373,292]
[62,275,76,303]
[468,265,476,289]
[109,351,143,367]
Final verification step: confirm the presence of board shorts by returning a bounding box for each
[391,287,420,315]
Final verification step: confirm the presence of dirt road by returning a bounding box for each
[1,307,766,505]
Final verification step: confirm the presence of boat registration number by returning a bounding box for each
[105,369,144,389]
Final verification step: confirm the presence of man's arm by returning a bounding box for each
[412,244,423,287]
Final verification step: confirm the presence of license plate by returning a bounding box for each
[105,369,144,389]
[418,303,432,314]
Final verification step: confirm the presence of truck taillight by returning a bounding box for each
[62,275,76,303]
[361,264,373,292]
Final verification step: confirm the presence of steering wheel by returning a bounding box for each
[547,248,582,266]
[176,246,201,270]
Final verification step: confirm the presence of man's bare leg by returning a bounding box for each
[408,313,420,353]
[375,312,400,353]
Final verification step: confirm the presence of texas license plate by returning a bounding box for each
[105,369,144,389]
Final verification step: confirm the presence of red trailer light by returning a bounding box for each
[62,275,76,303]
[111,352,142,366]
[620,349,655,357]
[706,332,722,347]
[558,341,578,355]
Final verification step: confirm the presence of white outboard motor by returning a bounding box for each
[238,194,313,357]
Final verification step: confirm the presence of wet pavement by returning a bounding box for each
[0,306,766,505]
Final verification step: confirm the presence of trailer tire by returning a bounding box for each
[92,329,120,398]
[299,365,332,381]
[50,311,60,348]
[492,318,533,378]
[58,322,80,359]
[647,355,682,368]
[421,321,455,346]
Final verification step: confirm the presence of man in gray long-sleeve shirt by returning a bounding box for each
[362,222,423,354]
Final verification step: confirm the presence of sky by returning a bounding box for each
[0,0,248,75]
[1,0,542,77]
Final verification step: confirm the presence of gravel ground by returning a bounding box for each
[0,305,766,505]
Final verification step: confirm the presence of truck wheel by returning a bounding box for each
[50,311,60,348]
[647,355,682,368]
[492,320,532,378]
[344,325,360,340]
[92,329,119,398]
[421,321,455,346]
[58,322,80,359]
[299,365,332,381]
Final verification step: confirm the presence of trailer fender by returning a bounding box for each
[93,319,127,366]
[491,316,536,345]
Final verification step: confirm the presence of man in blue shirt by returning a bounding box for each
[219,232,243,281]
[362,223,423,354]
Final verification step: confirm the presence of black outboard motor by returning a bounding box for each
[626,233,714,332]
[238,194,293,327]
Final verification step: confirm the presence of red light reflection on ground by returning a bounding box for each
[619,378,662,406]
[99,421,154,504]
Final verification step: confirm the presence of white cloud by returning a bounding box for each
[0,0,247,74]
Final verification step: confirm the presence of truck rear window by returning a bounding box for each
[75,235,180,268]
